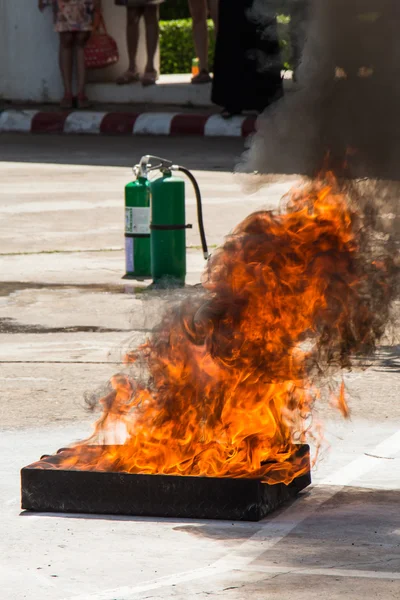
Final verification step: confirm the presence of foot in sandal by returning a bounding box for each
[141,70,158,87]
[220,108,242,119]
[60,93,74,109]
[116,70,140,85]
[191,70,212,84]
[77,94,91,109]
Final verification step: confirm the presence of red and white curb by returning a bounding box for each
[0,110,256,137]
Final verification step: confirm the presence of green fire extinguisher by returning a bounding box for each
[130,155,209,285]
[150,171,187,282]
[124,175,151,277]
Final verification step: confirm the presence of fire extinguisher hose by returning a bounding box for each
[175,166,209,260]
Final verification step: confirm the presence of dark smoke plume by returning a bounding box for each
[242,0,400,332]
[244,0,400,180]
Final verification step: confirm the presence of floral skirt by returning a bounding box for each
[54,0,96,32]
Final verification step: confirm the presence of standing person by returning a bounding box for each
[38,0,99,108]
[188,0,219,84]
[115,0,164,87]
[211,0,283,117]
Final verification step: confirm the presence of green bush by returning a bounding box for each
[159,17,291,75]
[159,19,215,75]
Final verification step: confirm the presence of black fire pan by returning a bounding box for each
[21,444,311,522]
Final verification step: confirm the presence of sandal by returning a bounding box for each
[141,70,158,87]
[60,94,73,109]
[221,108,242,119]
[77,94,91,109]
[116,70,140,85]
[191,69,212,84]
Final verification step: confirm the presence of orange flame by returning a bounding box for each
[60,174,375,483]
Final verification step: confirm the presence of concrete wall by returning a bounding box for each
[0,0,155,102]
[0,0,62,101]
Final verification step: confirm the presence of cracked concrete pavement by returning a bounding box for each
[0,134,399,600]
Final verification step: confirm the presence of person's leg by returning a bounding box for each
[127,7,142,72]
[75,31,91,103]
[188,0,210,76]
[59,32,75,104]
[116,7,142,84]
[142,4,159,79]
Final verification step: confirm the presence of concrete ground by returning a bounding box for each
[0,134,399,600]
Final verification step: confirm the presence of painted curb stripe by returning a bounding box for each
[100,112,139,135]
[31,111,71,134]
[133,112,177,135]
[0,110,38,132]
[204,114,246,137]
[0,110,256,137]
[64,111,107,134]
[170,114,209,136]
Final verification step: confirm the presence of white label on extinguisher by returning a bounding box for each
[125,207,150,235]
[125,237,134,273]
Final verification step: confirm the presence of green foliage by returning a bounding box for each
[159,17,292,75]
[159,19,215,75]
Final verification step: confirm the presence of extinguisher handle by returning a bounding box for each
[138,155,173,178]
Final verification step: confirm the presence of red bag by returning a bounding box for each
[85,13,119,70]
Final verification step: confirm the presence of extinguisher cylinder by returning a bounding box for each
[150,173,186,284]
[125,177,151,277]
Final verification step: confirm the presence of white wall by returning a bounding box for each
[0,0,156,102]
[0,0,62,101]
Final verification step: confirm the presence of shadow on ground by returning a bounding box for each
[0,134,245,171]
[363,345,400,374]
[373,345,400,373]
[19,486,400,572]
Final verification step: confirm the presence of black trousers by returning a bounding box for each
[211,0,283,113]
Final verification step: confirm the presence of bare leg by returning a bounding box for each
[126,7,142,73]
[143,5,159,74]
[75,31,91,97]
[116,6,142,83]
[59,32,75,98]
[188,0,209,72]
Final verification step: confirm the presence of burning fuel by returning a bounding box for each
[48,1,400,484]
[58,172,396,483]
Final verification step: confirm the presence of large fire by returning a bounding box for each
[60,174,387,483]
